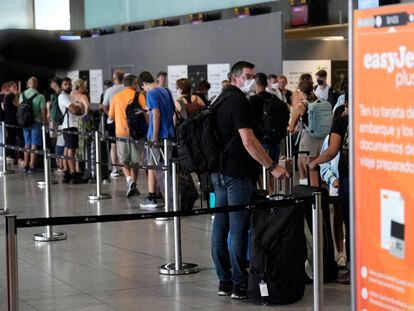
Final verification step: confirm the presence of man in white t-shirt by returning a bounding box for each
[58,77,84,184]
[314,69,331,101]
[102,69,125,178]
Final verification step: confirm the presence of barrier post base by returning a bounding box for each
[0,170,14,176]
[155,217,173,222]
[88,193,111,201]
[0,209,9,215]
[33,232,67,242]
[37,180,58,187]
[159,263,200,275]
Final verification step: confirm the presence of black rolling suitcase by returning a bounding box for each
[248,195,306,305]
[291,185,338,282]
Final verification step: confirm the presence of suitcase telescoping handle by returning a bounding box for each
[285,132,293,159]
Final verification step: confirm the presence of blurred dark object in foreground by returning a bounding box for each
[0,29,77,81]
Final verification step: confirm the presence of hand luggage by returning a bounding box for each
[248,195,306,305]
[291,184,338,282]
[178,170,198,211]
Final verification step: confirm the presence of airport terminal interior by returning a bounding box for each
[1,0,413,310]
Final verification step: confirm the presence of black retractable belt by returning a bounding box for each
[15,198,297,228]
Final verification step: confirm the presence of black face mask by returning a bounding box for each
[64,88,72,94]
[317,79,324,86]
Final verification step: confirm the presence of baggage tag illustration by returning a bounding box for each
[389,220,405,259]
[380,190,404,255]
[259,280,269,297]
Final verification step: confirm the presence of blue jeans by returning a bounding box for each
[339,176,350,263]
[211,173,254,287]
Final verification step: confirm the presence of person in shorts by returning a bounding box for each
[103,69,125,178]
[19,77,46,174]
[138,71,175,209]
[108,74,145,197]
[58,77,85,184]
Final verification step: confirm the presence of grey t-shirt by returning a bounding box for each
[102,84,124,124]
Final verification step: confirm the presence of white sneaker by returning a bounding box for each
[305,260,313,279]
[55,168,65,175]
[336,252,347,268]
[299,178,309,185]
[110,170,120,178]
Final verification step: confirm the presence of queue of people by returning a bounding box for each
[0,62,350,297]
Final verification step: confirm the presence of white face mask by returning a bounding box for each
[241,78,255,95]
[271,83,279,90]
[176,88,182,96]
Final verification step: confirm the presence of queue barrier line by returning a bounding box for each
[3,121,170,146]
[15,198,297,228]
[4,191,325,310]
[0,143,45,156]
[0,143,167,171]
[4,123,96,138]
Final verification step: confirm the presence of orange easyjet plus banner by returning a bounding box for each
[354,4,414,310]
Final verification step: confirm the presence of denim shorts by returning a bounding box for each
[23,122,42,146]
[55,145,65,156]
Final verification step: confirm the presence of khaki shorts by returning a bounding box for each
[116,138,145,166]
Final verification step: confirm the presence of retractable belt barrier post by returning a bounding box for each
[156,139,172,221]
[34,126,67,242]
[0,161,10,215]
[0,121,14,176]
[159,162,200,275]
[5,215,18,311]
[276,133,293,195]
[88,131,111,200]
[262,165,267,192]
[38,126,57,188]
[313,192,324,311]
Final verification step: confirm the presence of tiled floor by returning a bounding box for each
[0,166,351,310]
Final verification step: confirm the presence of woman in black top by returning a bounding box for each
[4,81,24,162]
[309,92,350,284]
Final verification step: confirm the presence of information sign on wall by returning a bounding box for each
[207,64,230,99]
[168,65,188,99]
[89,69,103,104]
[353,3,414,310]
[67,70,79,83]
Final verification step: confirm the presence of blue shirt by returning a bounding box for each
[146,87,175,140]
[319,135,340,189]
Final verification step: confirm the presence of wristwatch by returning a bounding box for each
[266,161,277,172]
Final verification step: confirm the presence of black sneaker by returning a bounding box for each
[126,181,136,198]
[70,173,88,184]
[231,285,248,299]
[63,171,71,184]
[217,281,232,296]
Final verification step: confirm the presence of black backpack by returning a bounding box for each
[261,94,290,143]
[175,89,237,174]
[125,92,148,140]
[17,92,38,127]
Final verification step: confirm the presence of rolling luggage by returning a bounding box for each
[291,185,338,282]
[248,195,306,305]
[178,170,198,211]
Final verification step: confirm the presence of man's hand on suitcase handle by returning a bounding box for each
[270,165,290,180]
